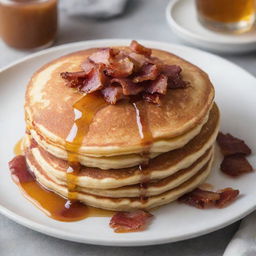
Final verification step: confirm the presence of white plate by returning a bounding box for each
[0,39,256,246]
[166,0,256,53]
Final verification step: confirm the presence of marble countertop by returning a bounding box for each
[1,0,256,255]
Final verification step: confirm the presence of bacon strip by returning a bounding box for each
[111,78,144,96]
[216,188,240,208]
[80,65,107,94]
[128,52,154,70]
[105,57,134,78]
[220,155,253,177]
[81,59,95,74]
[160,65,188,89]
[60,71,88,88]
[179,187,239,209]
[110,210,153,233]
[178,188,220,209]
[133,63,158,83]
[146,74,168,95]
[101,86,127,104]
[9,155,34,183]
[130,40,152,57]
[89,48,115,65]
[217,132,251,156]
[61,41,188,104]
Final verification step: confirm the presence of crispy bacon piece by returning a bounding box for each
[111,78,144,96]
[160,65,188,89]
[217,132,251,156]
[216,188,240,208]
[179,187,239,209]
[146,74,168,95]
[61,41,188,104]
[178,188,220,209]
[220,155,253,177]
[133,63,159,83]
[110,210,153,233]
[60,71,88,88]
[89,48,115,65]
[105,57,134,78]
[80,65,107,94]
[101,86,127,104]
[130,40,152,57]
[128,52,155,70]
[142,92,161,105]
[9,155,34,183]
[81,59,95,74]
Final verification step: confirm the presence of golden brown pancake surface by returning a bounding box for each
[25,47,215,156]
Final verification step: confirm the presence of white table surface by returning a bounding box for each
[0,0,256,255]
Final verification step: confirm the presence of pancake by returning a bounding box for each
[26,152,213,211]
[28,104,211,169]
[24,103,219,189]
[27,141,213,197]
[25,46,214,157]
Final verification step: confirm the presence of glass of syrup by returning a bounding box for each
[195,0,256,33]
[0,0,58,50]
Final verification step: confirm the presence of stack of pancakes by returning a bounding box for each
[23,47,219,211]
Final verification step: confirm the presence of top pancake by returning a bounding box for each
[25,46,214,156]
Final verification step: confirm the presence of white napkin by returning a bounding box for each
[60,0,128,18]
[223,212,256,256]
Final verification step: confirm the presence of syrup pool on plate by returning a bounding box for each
[9,139,114,222]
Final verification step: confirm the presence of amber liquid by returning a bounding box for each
[0,0,57,49]
[12,140,113,221]
[132,102,153,202]
[14,138,24,155]
[11,94,153,221]
[196,0,255,33]
[196,0,255,23]
[65,93,108,201]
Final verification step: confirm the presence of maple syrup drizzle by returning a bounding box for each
[11,142,113,221]
[65,93,108,202]
[14,138,24,155]
[132,102,153,202]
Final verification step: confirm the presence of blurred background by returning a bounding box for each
[0,0,255,74]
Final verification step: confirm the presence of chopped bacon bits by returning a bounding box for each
[220,155,253,177]
[8,155,34,183]
[217,132,251,156]
[110,210,153,233]
[179,187,239,209]
[60,40,188,104]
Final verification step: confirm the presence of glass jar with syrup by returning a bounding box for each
[0,0,58,50]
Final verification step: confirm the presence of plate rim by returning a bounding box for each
[1,38,256,246]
